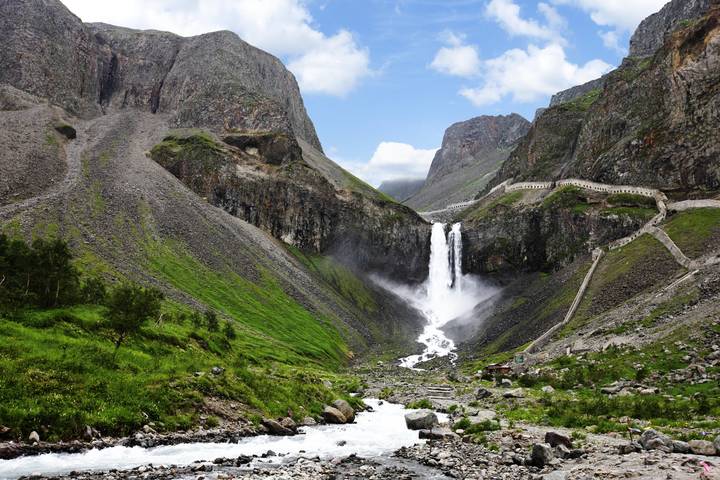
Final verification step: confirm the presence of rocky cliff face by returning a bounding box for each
[151,132,430,282]
[459,192,647,277]
[630,0,713,57]
[494,4,720,195]
[406,114,530,211]
[0,0,321,149]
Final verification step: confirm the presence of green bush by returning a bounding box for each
[406,398,433,409]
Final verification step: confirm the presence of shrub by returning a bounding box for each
[223,321,236,340]
[205,309,219,332]
[406,398,433,409]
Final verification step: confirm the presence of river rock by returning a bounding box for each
[28,431,40,443]
[418,427,459,441]
[689,439,717,456]
[300,416,317,426]
[262,418,294,435]
[280,417,297,431]
[404,410,438,430]
[322,406,347,424]
[531,443,555,467]
[714,435,720,453]
[332,400,355,423]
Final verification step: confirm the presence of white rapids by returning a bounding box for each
[386,222,498,369]
[0,400,448,480]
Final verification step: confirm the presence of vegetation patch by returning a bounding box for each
[542,186,590,213]
[562,88,602,112]
[663,208,720,257]
[460,191,523,221]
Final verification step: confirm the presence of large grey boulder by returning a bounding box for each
[530,443,554,467]
[331,400,355,423]
[321,406,347,425]
[404,410,438,430]
[261,419,293,436]
[418,427,460,441]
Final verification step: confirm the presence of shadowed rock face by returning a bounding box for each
[0,0,321,150]
[406,114,530,211]
[378,179,425,202]
[493,5,720,195]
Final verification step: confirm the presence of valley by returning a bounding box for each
[1,0,720,479]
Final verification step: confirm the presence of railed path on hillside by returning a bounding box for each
[430,178,720,355]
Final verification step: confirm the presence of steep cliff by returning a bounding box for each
[494,3,720,195]
[406,114,530,211]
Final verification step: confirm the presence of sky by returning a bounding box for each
[60,0,669,186]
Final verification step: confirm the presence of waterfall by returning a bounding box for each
[449,223,462,292]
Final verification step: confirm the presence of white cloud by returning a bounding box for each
[552,0,668,32]
[459,43,612,106]
[599,30,625,54]
[486,0,563,42]
[552,0,667,54]
[429,32,481,77]
[348,142,438,186]
[60,0,370,96]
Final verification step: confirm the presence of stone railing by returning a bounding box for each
[525,248,605,354]
[555,178,666,201]
[506,181,554,192]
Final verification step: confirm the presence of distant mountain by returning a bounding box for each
[378,179,425,202]
[405,114,530,211]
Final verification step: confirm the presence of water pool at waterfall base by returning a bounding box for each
[376,223,499,369]
[0,400,450,480]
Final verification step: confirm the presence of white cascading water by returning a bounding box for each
[387,222,497,369]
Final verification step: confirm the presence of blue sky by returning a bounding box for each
[61,0,669,185]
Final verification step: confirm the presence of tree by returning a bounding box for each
[205,309,219,332]
[106,283,163,357]
[81,276,107,304]
[30,237,79,307]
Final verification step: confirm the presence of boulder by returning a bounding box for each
[419,427,460,441]
[468,410,497,423]
[672,440,691,454]
[321,406,347,424]
[332,400,355,423]
[404,410,438,430]
[300,416,317,427]
[541,385,555,394]
[211,366,224,375]
[0,443,22,460]
[475,387,492,399]
[618,442,642,455]
[689,439,717,456]
[28,431,40,443]
[639,429,671,450]
[530,443,554,467]
[545,431,573,449]
[503,388,524,399]
[261,418,294,436]
[279,417,297,431]
[499,378,512,388]
[715,435,720,453]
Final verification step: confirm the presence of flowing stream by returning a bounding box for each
[0,400,448,480]
[391,223,498,369]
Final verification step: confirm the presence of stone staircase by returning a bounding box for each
[425,385,455,400]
